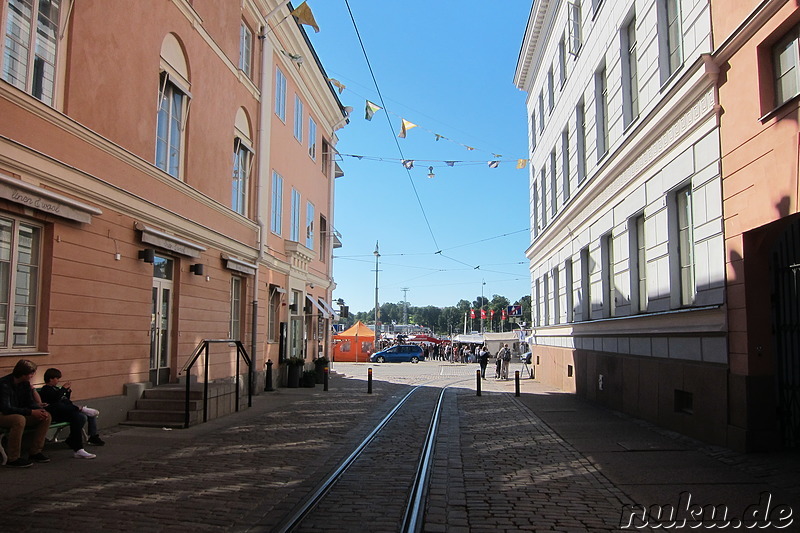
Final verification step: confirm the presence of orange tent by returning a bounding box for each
[332,321,375,362]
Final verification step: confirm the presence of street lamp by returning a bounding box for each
[480,280,486,334]
[374,241,380,350]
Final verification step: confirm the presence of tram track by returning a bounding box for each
[274,377,470,533]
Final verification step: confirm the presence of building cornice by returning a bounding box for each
[514,0,555,91]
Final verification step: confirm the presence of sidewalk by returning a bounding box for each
[1,368,797,531]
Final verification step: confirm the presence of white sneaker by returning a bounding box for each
[73,449,96,459]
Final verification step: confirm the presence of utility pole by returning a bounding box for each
[401,287,409,325]
[374,242,380,350]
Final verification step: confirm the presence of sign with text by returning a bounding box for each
[507,305,522,317]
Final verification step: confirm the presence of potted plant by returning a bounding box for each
[285,356,305,388]
[302,369,317,388]
[313,356,329,384]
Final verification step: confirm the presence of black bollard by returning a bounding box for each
[264,359,274,392]
[476,369,481,396]
[515,370,520,397]
[323,366,329,391]
[368,367,373,394]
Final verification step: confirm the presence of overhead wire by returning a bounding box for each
[342,0,440,251]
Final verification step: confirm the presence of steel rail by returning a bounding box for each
[401,387,446,533]
[276,385,422,533]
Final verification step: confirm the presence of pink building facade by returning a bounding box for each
[0,0,346,425]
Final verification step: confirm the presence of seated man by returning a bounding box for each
[0,359,52,467]
[40,368,101,459]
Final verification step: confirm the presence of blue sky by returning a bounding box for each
[304,1,533,314]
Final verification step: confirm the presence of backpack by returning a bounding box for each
[501,348,511,362]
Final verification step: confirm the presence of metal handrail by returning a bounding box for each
[179,339,253,428]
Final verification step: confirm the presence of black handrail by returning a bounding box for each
[179,339,253,428]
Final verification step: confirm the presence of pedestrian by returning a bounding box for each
[494,349,502,379]
[40,368,104,459]
[0,359,52,467]
[478,345,490,379]
[499,343,512,380]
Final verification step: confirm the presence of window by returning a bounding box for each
[290,188,301,242]
[0,216,41,348]
[561,129,571,202]
[580,246,591,320]
[534,278,541,327]
[156,74,188,178]
[576,101,587,183]
[305,201,315,250]
[1,0,61,106]
[294,94,303,141]
[543,274,550,325]
[308,117,317,159]
[538,92,545,132]
[676,186,695,306]
[552,267,560,325]
[232,138,251,215]
[559,36,567,88]
[565,258,574,322]
[634,214,647,312]
[604,233,615,317]
[532,183,539,238]
[270,171,283,235]
[319,215,328,261]
[592,0,604,15]
[773,27,800,108]
[595,66,608,160]
[547,67,555,113]
[321,139,331,176]
[569,0,582,56]
[239,22,253,78]
[622,17,639,127]
[530,111,537,151]
[275,67,286,121]
[550,149,557,218]
[658,0,682,82]
[540,167,548,227]
[268,285,281,342]
[230,277,242,340]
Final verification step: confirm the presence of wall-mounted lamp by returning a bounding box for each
[189,264,205,276]
[138,248,155,263]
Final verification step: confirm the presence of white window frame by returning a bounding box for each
[568,0,582,56]
[773,26,800,108]
[549,149,557,218]
[0,216,42,349]
[294,94,303,141]
[622,16,639,127]
[1,0,61,106]
[658,0,683,83]
[156,73,189,179]
[232,138,252,216]
[308,116,317,159]
[675,186,695,306]
[275,67,286,121]
[271,171,283,235]
[576,100,587,183]
[305,201,315,250]
[230,277,242,340]
[561,128,571,202]
[595,66,609,160]
[239,21,253,78]
[290,188,301,242]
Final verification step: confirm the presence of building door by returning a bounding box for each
[771,218,800,448]
[150,255,174,385]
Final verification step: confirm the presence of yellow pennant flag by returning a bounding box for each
[329,78,346,94]
[517,159,529,169]
[398,119,417,138]
[291,2,319,33]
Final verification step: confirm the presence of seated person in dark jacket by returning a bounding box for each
[0,359,52,467]
[39,368,103,459]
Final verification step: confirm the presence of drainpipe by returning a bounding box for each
[253,14,276,384]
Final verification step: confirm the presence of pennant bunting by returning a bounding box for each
[445,161,456,167]
[488,161,499,168]
[402,159,414,169]
[291,2,320,33]
[492,154,503,158]
[398,118,418,138]
[365,100,382,121]
[329,78,346,94]
[517,159,529,169]
[435,134,443,141]
[466,146,474,151]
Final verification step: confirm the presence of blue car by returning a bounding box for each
[370,345,424,363]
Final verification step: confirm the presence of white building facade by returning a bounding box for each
[515,0,731,445]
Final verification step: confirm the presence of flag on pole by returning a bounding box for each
[398,118,417,138]
[491,309,495,318]
[517,159,529,169]
[365,100,381,120]
[480,309,487,320]
[470,309,476,319]
[502,309,507,320]
[291,2,320,33]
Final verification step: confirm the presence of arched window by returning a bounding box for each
[232,108,253,216]
[156,34,190,179]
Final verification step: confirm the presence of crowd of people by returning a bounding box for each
[378,341,520,381]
